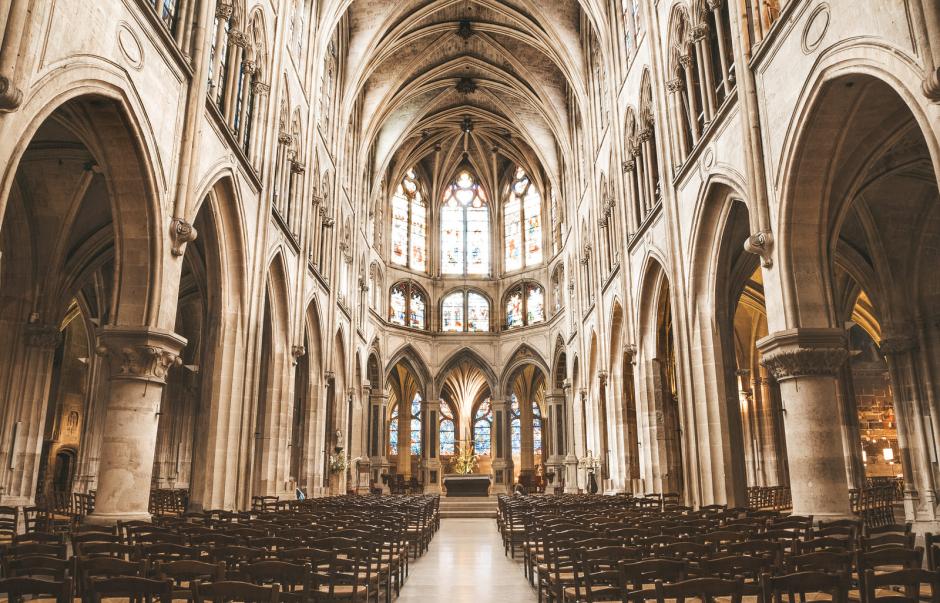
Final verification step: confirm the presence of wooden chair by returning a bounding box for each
[0,575,72,603]
[761,571,849,603]
[4,555,70,580]
[4,542,67,559]
[193,579,280,603]
[621,558,687,600]
[75,541,137,559]
[154,559,226,599]
[653,576,744,603]
[0,507,18,545]
[88,576,172,603]
[139,542,206,562]
[863,568,940,603]
[243,560,310,603]
[568,547,626,603]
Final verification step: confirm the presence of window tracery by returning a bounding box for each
[473,399,493,455]
[505,281,546,330]
[388,281,428,330]
[441,290,490,333]
[439,400,456,455]
[441,170,490,276]
[623,74,662,228]
[504,167,543,272]
[390,169,427,272]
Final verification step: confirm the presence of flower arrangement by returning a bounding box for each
[328,452,349,474]
[450,443,478,475]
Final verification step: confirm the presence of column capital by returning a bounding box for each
[666,78,685,93]
[756,328,847,381]
[95,327,187,384]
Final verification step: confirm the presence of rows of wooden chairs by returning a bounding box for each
[499,494,929,603]
[149,489,188,517]
[747,486,792,512]
[0,493,439,602]
[852,485,900,528]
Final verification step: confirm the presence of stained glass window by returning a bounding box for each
[441,290,490,333]
[440,400,456,455]
[441,171,489,275]
[410,394,422,455]
[390,169,427,272]
[442,291,464,332]
[503,167,543,272]
[388,404,399,456]
[527,284,545,324]
[505,282,546,329]
[532,400,543,455]
[389,285,406,326]
[510,394,522,457]
[467,292,490,332]
[388,281,427,330]
[473,399,492,455]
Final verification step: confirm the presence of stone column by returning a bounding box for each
[563,380,579,493]
[369,391,390,494]
[757,328,852,520]
[424,397,441,494]
[545,390,566,492]
[88,327,187,524]
[883,334,939,525]
[490,397,509,494]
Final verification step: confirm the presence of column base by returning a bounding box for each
[86,511,152,526]
[564,455,579,494]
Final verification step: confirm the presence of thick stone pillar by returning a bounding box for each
[490,397,509,494]
[368,391,390,494]
[757,328,852,520]
[88,327,186,524]
[545,390,566,492]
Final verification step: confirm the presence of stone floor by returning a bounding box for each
[396,518,537,602]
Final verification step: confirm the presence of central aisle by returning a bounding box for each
[396,518,537,602]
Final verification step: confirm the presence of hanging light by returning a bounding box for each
[883,447,894,461]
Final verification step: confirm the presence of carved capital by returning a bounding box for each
[290,160,306,175]
[622,158,636,173]
[637,128,652,144]
[95,327,187,384]
[743,230,774,268]
[679,54,693,69]
[228,30,249,48]
[757,328,848,381]
[278,132,293,146]
[324,370,335,383]
[215,2,234,20]
[24,324,62,350]
[707,0,723,10]
[241,59,256,75]
[251,81,271,95]
[0,75,24,112]
[291,345,306,366]
[666,78,685,93]
[624,343,638,364]
[170,218,198,257]
[597,370,609,387]
[691,23,709,42]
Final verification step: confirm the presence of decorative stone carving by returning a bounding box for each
[278,132,293,146]
[170,218,198,257]
[25,324,62,350]
[666,78,684,93]
[215,2,234,20]
[624,344,638,365]
[457,19,473,40]
[324,370,335,383]
[95,327,187,384]
[598,370,609,387]
[622,158,636,173]
[678,54,693,69]
[290,160,305,175]
[456,77,477,94]
[757,328,848,381]
[743,230,774,268]
[251,81,270,95]
[228,30,249,48]
[241,60,256,75]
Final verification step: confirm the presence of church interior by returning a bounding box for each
[0,0,939,600]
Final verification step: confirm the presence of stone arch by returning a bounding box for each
[499,344,550,398]
[385,344,432,396]
[434,347,498,401]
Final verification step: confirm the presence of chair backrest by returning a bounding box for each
[762,570,849,603]
[7,542,67,559]
[155,559,226,583]
[88,576,172,603]
[75,542,137,559]
[0,576,72,603]
[654,576,743,603]
[864,568,940,603]
[621,558,687,592]
[4,554,70,579]
[193,579,280,603]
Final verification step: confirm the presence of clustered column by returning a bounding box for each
[489,397,509,494]
[368,389,390,493]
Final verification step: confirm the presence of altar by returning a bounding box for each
[443,474,491,497]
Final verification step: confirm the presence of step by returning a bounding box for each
[439,509,497,519]
[438,496,498,518]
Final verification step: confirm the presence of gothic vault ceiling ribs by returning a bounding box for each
[323,0,601,197]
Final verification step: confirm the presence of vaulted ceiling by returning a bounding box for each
[318,0,607,200]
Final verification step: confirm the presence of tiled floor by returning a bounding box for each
[396,518,538,602]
